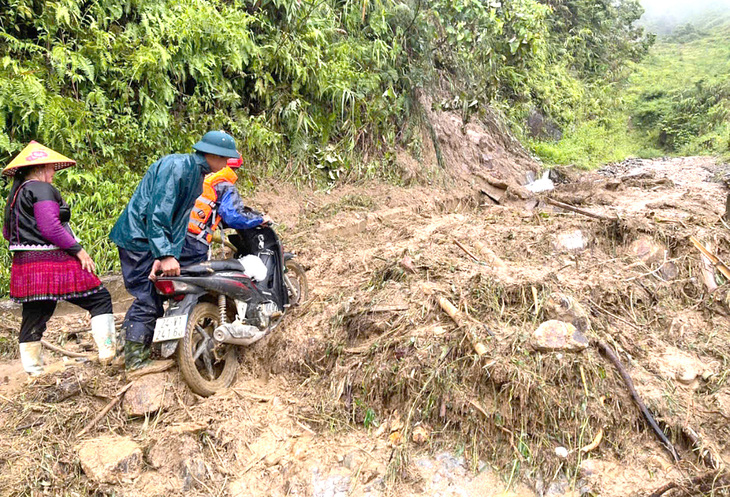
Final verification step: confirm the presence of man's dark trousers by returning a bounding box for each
[118,248,163,345]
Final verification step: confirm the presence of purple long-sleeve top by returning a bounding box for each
[34,201,79,251]
[3,180,82,255]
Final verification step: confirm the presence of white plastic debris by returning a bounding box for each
[525,170,555,193]
[238,254,268,282]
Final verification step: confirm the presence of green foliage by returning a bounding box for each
[540,0,653,79]
[530,114,660,169]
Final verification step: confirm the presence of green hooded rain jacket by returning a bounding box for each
[110,152,210,259]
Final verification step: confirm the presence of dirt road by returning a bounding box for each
[1,156,729,497]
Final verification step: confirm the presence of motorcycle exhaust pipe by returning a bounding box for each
[213,322,267,346]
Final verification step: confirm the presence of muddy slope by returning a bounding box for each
[1,155,730,496]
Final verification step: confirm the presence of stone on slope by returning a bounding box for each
[531,320,589,353]
[76,435,142,483]
[554,230,587,252]
[544,293,591,333]
[628,236,666,265]
[123,372,174,417]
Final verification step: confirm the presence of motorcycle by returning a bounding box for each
[150,225,308,396]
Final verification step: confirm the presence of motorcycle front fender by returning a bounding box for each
[158,292,203,358]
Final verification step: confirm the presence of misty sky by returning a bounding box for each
[641,0,730,19]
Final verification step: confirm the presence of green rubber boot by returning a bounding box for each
[124,340,174,380]
[124,340,151,371]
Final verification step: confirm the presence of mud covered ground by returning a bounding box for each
[1,156,730,497]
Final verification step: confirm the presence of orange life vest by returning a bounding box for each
[187,166,239,244]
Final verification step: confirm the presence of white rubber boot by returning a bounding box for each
[19,341,44,376]
[91,314,117,365]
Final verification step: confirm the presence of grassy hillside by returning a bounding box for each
[532,10,730,168]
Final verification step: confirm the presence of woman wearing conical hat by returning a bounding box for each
[2,142,116,376]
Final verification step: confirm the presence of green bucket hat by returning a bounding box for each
[192,130,240,158]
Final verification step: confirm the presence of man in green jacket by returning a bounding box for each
[110,131,240,372]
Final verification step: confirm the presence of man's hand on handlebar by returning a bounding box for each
[262,214,273,225]
[149,256,181,281]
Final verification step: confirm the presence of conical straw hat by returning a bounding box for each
[2,141,76,177]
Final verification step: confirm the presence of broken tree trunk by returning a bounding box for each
[438,297,488,356]
[595,339,680,462]
[545,198,617,221]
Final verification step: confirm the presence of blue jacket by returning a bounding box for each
[110,152,210,259]
[216,183,264,230]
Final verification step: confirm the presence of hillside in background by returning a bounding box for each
[532,5,730,167]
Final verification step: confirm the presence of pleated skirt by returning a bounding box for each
[10,250,102,303]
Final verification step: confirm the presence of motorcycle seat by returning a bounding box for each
[180,259,244,276]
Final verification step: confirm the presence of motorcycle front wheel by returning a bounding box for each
[178,302,238,397]
[284,259,309,306]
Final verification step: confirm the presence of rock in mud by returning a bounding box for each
[311,467,350,497]
[659,261,679,280]
[554,230,587,252]
[676,368,699,385]
[412,424,430,444]
[181,457,207,491]
[147,434,201,470]
[544,293,591,332]
[531,320,589,353]
[628,236,666,265]
[123,372,174,417]
[76,435,143,483]
[546,480,580,497]
[527,108,563,142]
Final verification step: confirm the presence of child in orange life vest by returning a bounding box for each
[180,156,271,265]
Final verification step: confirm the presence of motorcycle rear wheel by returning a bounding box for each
[178,302,238,397]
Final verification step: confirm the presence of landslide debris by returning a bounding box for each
[0,156,729,497]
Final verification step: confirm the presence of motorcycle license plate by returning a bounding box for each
[153,315,188,342]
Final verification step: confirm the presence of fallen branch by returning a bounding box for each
[76,382,133,438]
[453,240,480,263]
[126,359,174,380]
[545,198,617,221]
[690,236,730,280]
[683,425,722,470]
[647,470,729,497]
[587,298,641,331]
[296,420,316,435]
[232,389,274,402]
[438,297,487,356]
[41,339,91,359]
[595,340,680,462]
[473,242,508,269]
[15,419,44,431]
[343,305,409,319]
